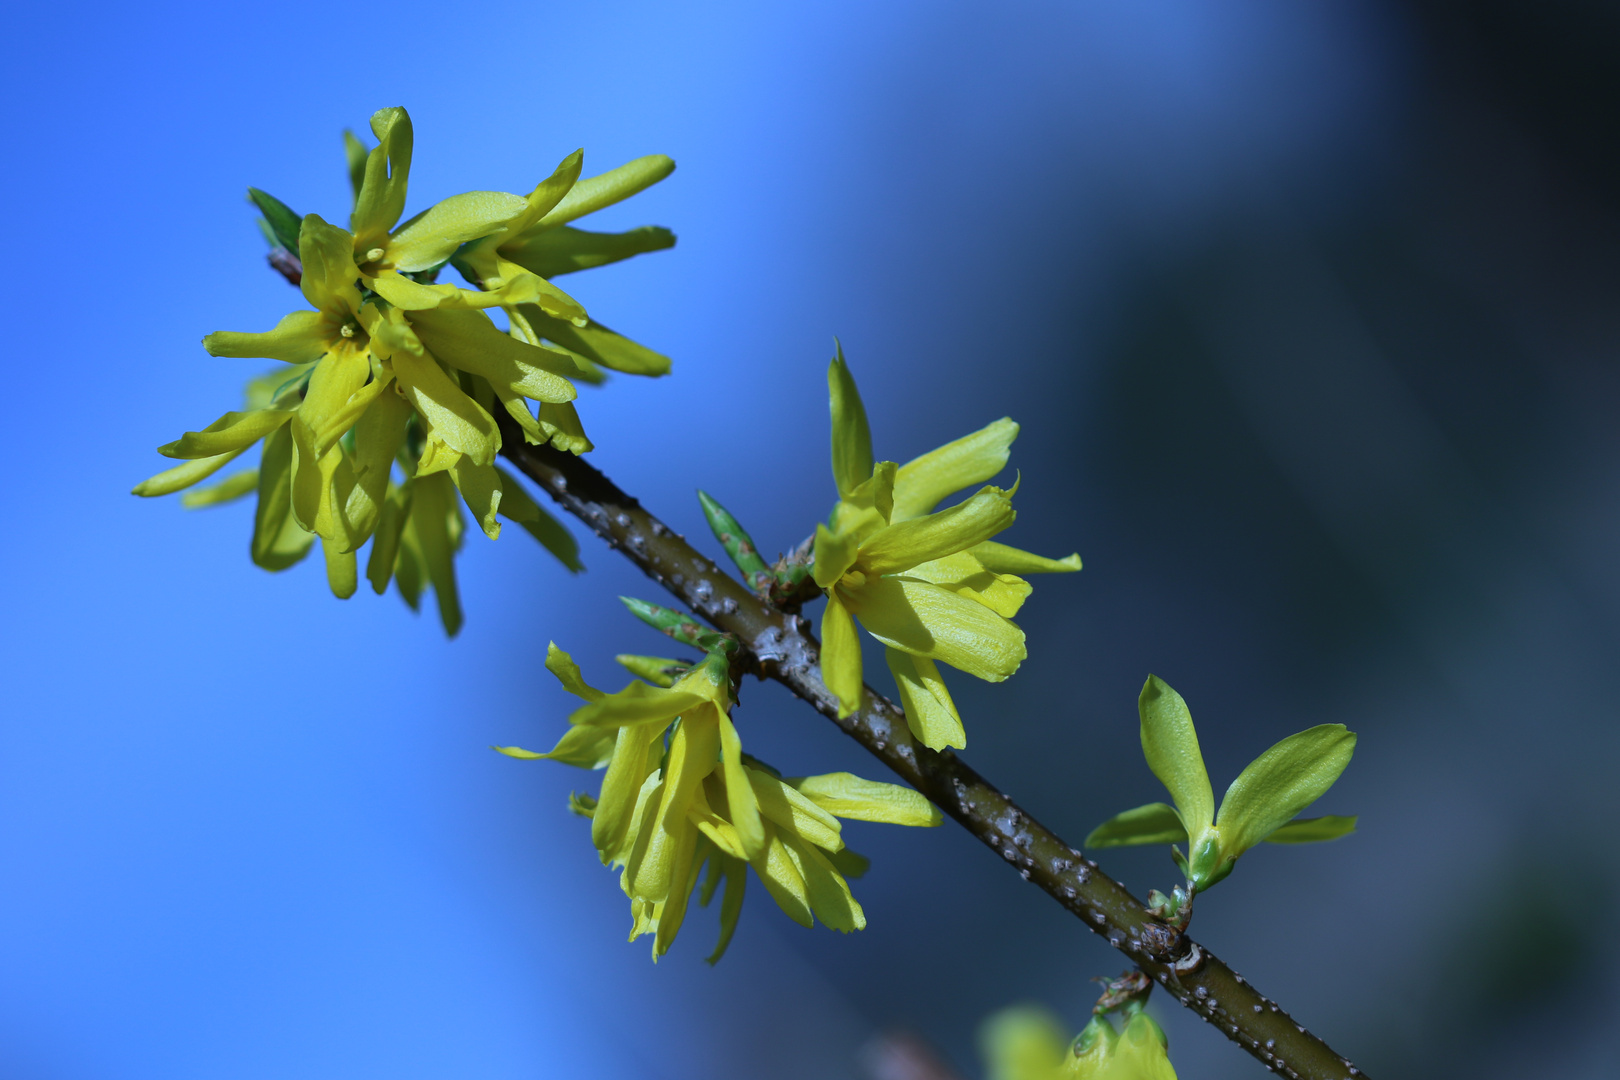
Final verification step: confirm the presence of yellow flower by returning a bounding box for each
[499,644,941,961]
[136,107,666,624]
[813,348,1080,748]
[980,1007,1179,1080]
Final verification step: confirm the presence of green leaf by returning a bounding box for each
[1138,676,1215,837]
[1084,802,1188,848]
[248,187,302,252]
[698,490,771,583]
[1263,814,1358,845]
[827,341,873,499]
[1217,724,1357,858]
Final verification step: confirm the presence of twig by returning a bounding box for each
[499,425,1367,1080]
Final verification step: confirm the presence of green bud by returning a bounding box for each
[696,490,773,591]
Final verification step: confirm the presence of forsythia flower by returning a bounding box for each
[814,348,1080,748]
[980,1006,1179,1080]
[135,107,674,631]
[498,643,942,961]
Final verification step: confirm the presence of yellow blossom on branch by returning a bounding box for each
[498,643,941,961]
[813,346,1081,748]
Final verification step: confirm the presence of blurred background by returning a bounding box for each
[3,1,1618,1077]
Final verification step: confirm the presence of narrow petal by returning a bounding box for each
[351,106,412,252]
[652,818,703,959]
[903,551,1030,618]
[409,472,464,636]
[386,190,528,272]
[392,347,500,464]
[180,468,259,508]
[568,684,702,728]
[343,387,410,539]
[818,596,864,717]
[705,856,746,965]
[884,648,966,750]
[545,642,604,701]
[496,466,582,570]
[788,769,942,827]
[133,446,250,496]
[812,522,861,588]
[322,538,357,599]
[297,215,363,319]
[968,540,1081,575]
[449,457,502,540]
[536,401,594,455]
[365,482,412,594]
[784,834,865,932]
[856,486,1015,576]
[203,309,329,364]
[157,409,292,459]
[718,714,765,859]
[412,307,577,404]
[513,306,671,377]
[533,154,675,230]
[632,712,720,902]
[746,768,843,851]
[892,418,1018,521]
[749,828,812,928]
[366,267,454,310]
[500,223,675,279]
[594,723,668,861]
[250,425,315,571]
[853,577,1026,682]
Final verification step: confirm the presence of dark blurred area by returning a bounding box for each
[739,2,1620,1077]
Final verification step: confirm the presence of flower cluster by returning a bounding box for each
[499,642,941,961]
[980,1005,1179,1080]
[134,107,675,633]
[813,347,1080,749]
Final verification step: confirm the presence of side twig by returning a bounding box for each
[500,426,1366,1080]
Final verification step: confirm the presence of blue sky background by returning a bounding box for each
[4,2,1619,1078]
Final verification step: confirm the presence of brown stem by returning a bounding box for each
[499,427,1367,1080]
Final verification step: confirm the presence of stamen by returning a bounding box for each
[365,247,386,262]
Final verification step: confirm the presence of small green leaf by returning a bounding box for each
[247,187,302,252]
[1138,676,1215,838]
[1084,802,1188,848]
[619,596,733,654]
[1264,814,1358,844]
[697,490,771,586]
[1217,724,1356,859]
[827,340,873,499]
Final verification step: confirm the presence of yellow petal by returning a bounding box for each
[812,522,861,588]
[783,834,865,932]
[448,456,502,540]
[651,817,702,959]
[322,537,357,599]
[568,683,703,728]
[594,723,668,862]
[132,446,251,496]
[203,309,329,364]
[365,482,413,594]
[789,765,944,826]
[407,472,465,636]
[180,468,259,508]
[852,576,1026,682]
[856,486,1015,576]
[891,417,1018,521]
[411,307,577,404]
[749,827,813,928]
[386,190,528,272]
[343,387,410,539]
[968,540,1081,575]
[366,267,453,311]
[392,347,500,464]
[746,767,843,851]
[157,409,292,459]
[818,596,864,718]
[297,215,363,320]
[532,153,674,230]
[250,425,316,571]
[545,642,605,701]
[351,106,412,253]
[885,648,966,751]
[632,712,719,902]
[705,856,746,965]
[718,714,765,859]
[904,551,1031,618]
[535,401,594,455]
